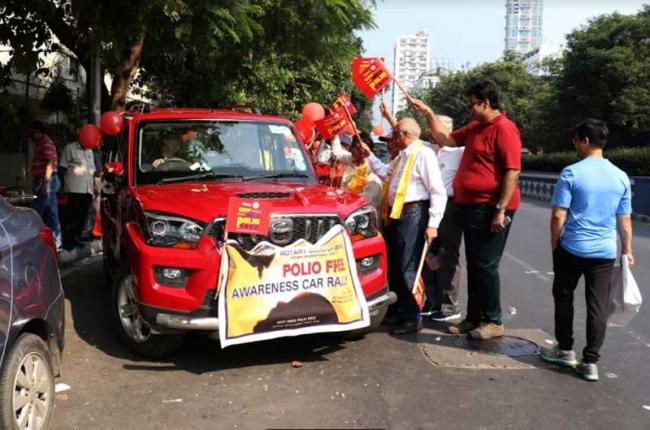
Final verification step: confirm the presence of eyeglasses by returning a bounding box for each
[394,130,409,137]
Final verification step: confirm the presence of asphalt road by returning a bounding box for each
[52,199,650,430]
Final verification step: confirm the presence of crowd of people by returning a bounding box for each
[25,77,635,383]
[306,78,635,382]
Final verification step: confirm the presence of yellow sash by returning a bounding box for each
[389,140,423,220]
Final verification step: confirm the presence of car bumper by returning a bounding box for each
[124,223,389,326]
[151,290,396,331]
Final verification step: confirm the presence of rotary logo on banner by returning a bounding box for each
[217,225,370,347]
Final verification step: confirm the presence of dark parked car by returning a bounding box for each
[0,197,65,429]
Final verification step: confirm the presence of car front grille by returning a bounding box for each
[204,215,342,251]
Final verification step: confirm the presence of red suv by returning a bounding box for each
[101,108,393,358]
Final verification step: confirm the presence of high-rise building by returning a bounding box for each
[504,0,544,54]
[392,31,430,115]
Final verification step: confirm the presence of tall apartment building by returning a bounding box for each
[504,0,544,54]
[392,31,430,115]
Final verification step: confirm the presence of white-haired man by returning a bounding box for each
[359,118,447,334]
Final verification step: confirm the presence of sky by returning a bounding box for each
[359,0,648,70]
[358,0,648,125]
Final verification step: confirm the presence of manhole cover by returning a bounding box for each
[418,329,551,369]
[464,335,539,357]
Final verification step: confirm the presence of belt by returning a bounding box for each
[388,200,429,213]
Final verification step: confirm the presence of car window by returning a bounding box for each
[135,121,313,185]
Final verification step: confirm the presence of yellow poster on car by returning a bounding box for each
[218,225,370,347]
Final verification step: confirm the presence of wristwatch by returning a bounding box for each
[496,202,506,211]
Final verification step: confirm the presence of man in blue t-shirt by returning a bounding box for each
[541,119,635,382]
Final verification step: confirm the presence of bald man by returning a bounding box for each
[359,118,447,334]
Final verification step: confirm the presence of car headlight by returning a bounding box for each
[344,206,378,239]
[143,212,205,249]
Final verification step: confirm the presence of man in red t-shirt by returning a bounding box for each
[412,79,521,340]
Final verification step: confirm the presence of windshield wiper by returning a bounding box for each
[158,172,243,184]
[242,172,310,182]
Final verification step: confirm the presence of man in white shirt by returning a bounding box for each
[360,118,447,334]
[423,141,465,321]
[59,141,96,250]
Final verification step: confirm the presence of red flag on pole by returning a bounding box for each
[411,242,430,311]
[314,108,351,140]
[225,198,271,235]
[352,57,394,99]
[330,93,357,116]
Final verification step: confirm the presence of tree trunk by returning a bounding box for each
[110,28,146,112]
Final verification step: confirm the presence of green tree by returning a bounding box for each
[0,0,265,111]
[134,0,375,125]
[556,6,650,147]
[399,52,556,152]
[1,0,375,124]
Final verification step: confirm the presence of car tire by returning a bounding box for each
[111,267,184,359]
[0,333,55,430]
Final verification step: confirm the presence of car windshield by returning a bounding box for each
[136,120,314,185]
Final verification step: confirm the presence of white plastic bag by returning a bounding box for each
[608,255,643,327]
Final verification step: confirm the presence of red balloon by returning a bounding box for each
[372,123,384,136]
[100,111,124,136]
[79,124,102,149]
[294,119,315,143]
[301,102,325,125]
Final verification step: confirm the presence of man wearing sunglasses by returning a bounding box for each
[412,79,522,340]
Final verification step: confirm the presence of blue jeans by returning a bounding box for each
[32,175,62,248]
[385,202,429,322]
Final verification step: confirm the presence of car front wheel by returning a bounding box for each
[0,333,55,430]
[111,268,184,359]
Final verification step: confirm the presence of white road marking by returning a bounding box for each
[503,252,551,281]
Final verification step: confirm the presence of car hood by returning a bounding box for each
[132,181,368,223]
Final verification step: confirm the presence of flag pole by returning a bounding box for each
[411,241,430,310]
[394,78,415,106]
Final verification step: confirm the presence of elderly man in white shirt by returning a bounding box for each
[359,118,447,334]
[59,141,96,250]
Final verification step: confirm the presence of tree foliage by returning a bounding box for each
[135,0,375,126]
[1,0,375,123]
[555,6,650,147]
[400,52,556,152]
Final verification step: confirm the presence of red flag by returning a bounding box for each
[314,108,351,140]
[330,93,357,116]
[352,57,394,99]
[411,242,430,311]
[225,198,271,236]
[412,276,427,311]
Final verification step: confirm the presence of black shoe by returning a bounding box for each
[390,320,423,335]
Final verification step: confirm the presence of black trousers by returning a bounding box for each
[423,200,462,313]
[385,203,429,322]
[552,245,615,364]
[63,192,92,248]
